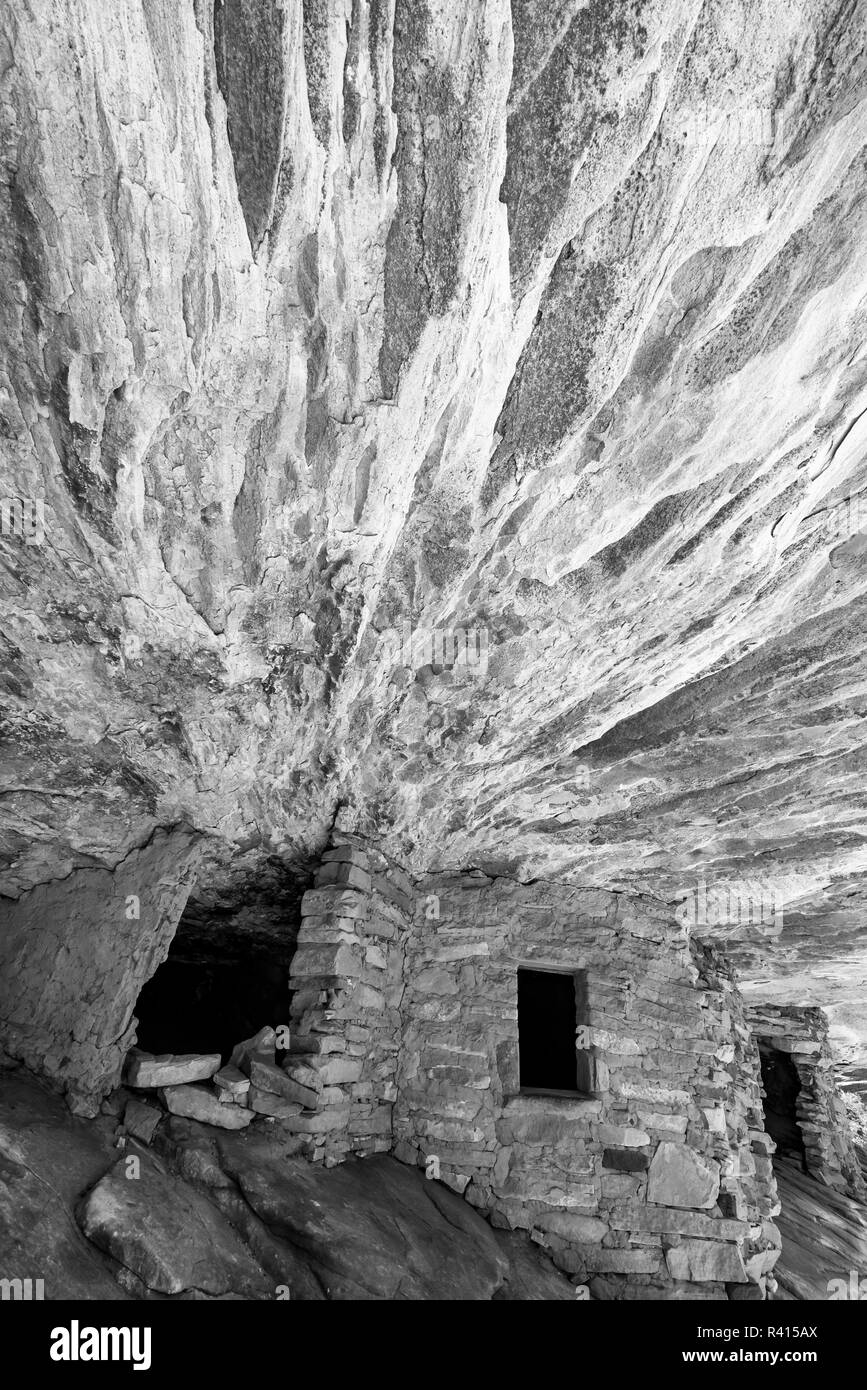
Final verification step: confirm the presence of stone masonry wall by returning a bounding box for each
[393,873,782,1300]
[282,837,411,1162]
[745,1003,866,1200]
[0,827,201,1115]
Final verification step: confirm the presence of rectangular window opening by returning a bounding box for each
[517,966,590,1096]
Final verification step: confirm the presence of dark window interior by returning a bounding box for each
[518,967,582,1094]
[759,1042,806,1165]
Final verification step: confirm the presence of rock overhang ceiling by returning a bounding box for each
[1,2,866,1056]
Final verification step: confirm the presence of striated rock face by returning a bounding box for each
[1,1,867,1061]
[0,827,201,1111]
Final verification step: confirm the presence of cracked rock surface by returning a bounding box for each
[0,1072,575,1300]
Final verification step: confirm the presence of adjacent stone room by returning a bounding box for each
[1,0,866,1319]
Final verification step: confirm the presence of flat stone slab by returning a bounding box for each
[125,1050,221,1088]
[213,1066,250,1100]
[666,1239,748,1283]
[160,1085,254,1130]
[250,1057,319,1108]
[247,1087,304,1119]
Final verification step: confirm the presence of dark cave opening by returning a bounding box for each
[759,1042,807,1163]
[133,890,302,1065]
[134,952,292,1065]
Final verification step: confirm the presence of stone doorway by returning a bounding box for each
[133,910,296,1066]
[758,1042,807,1166]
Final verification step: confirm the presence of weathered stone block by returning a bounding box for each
[702,1107,727,1133]
[665,1240,748,1283]
[126,1050,221,1088]
[247,1087,304,1119]
[280,1060,323,1092]
[288,1034,346,1055]
[160,1085,254,1130]
[301,888,368,919]
[315,861,372,892]
[583,1249,661,1274]
[303,1055,364,1085]
[595,1124,651,1148]
[290,942,364,978]
[609,1206,747,1240]
[123,1098,162,1144]
[348,1108,392,1135]
[534,1212,607,1242]
[321,845,370,868]
[250,1058,320,1108]
[647,1142,720,1209]
[213,1065,250,1099]
[275,1107,352,1133]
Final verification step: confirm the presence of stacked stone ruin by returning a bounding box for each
[745,1002,866,1200]
[393,872,782,1299]
[3,834,863,1300]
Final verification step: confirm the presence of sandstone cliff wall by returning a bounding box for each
[0,826,201,1113]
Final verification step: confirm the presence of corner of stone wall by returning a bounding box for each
[282,835,412,1162]
[686,940,783,1295]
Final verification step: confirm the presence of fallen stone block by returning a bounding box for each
[160,1085,255,1130]
[125,1050,221,1088]
[249,1057,320,1108]
[230,1026,276,1071]
[123,1098,162,1145]
[213,1065,250,1100]
[280,1060,324,1092]
[247,1087,304,1119]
